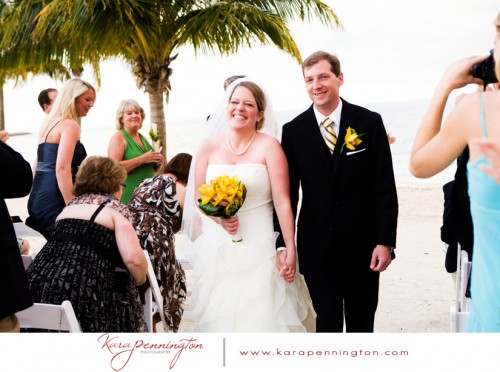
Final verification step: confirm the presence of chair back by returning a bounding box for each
[21,253,36,270]
[143,250,168,332]
[450,246,471,332]
[16,300,82,332]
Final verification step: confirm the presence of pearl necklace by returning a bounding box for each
[226,132,257,156]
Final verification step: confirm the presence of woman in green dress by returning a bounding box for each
[108,99,164,204]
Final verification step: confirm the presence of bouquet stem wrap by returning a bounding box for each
[231,229,243,243]
[149,123,161,152]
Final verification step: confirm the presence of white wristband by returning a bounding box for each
[276,247,287,252]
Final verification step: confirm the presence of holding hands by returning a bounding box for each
[219,216,297,283]
[277,249,296,283]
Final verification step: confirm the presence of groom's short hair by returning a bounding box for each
[302,51,341,77]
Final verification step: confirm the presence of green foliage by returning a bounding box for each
[148,128,159,142]
[0,0,341,156]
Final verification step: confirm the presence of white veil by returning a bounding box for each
[180,76,280,241]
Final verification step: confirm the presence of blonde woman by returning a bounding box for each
[107,99,163,204]
[26,78,95,239]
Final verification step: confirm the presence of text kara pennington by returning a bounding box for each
[97,333,204,370]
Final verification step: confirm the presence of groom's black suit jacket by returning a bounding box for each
[277,99,398,277]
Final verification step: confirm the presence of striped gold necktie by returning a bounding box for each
[321,117,337,153]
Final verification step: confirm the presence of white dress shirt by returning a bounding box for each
[313,99,342,136]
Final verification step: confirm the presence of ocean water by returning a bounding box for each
[6,98,456,186]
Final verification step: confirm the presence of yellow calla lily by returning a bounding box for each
[198,175,247,218]
[342,126,365,152]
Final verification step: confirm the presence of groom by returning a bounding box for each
[276,51,398,332]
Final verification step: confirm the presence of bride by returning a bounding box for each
[182,78,315,332]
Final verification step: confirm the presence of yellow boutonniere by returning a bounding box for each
[340,126,365,154]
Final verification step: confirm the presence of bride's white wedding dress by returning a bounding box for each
[189,163,316,332]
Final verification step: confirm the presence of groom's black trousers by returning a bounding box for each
[303,249,380,333]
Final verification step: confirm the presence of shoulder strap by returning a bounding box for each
[90,198,111,223]
[120,128,131,140]
[44,120,62,142]
[480,92,487,137]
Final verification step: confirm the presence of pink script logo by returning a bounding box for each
[97,333,204,370]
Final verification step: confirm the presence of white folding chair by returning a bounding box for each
[143,250,168,332]
[450,246,471,332]
[16,300,82,332]
[176,251,192,270]
[21,252,37,270]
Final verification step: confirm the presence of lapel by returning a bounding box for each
[302,105,334,170]
[332,98,351,175]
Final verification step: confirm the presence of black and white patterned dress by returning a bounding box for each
[128,175,186,332]
[26,193,145,332]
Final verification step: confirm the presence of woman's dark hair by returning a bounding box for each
[161,153,192,184]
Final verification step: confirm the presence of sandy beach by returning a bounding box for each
[6,180,456,333]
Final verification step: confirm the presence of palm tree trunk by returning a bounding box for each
[148,90,167,160]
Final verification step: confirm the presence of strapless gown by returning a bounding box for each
[465,157,500,332]
[189,164,316,332]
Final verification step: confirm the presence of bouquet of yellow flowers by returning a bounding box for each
[148,123,161,152]
[198,175,247,242]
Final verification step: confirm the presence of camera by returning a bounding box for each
[471,49,498,88]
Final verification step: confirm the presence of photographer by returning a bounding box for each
[410,12,500,332]
[439,83,498,275]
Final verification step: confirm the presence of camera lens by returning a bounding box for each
[471,49,498,86]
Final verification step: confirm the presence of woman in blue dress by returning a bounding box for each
[26,78,96,239]
[410,12,500,332]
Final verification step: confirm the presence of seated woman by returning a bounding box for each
[26,156,148,332]
[128,153,192,332]
[107,99,164,204]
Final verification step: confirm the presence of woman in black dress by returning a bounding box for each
[27,156,148,332]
